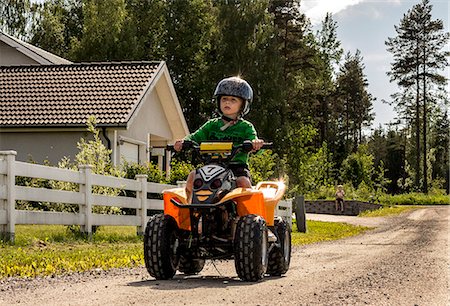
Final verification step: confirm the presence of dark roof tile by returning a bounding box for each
[0,62,160,127]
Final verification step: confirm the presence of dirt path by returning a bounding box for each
[1,206,449,306]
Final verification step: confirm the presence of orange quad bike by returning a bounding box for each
[143,140,291,282]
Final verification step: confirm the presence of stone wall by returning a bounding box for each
[305,200,382,216]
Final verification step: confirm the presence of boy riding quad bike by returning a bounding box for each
[143,140,291,282]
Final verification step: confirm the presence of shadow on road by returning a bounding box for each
[127,274,287,289]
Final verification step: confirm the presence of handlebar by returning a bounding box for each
[167,140,272,153]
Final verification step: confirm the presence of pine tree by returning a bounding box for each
[385,0,449,192]
[336,50,374,154]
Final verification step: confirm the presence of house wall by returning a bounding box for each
[115,85,174,165]
[0,131,97,165]
[0,41,39,66]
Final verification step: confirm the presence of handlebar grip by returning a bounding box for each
[182,140,194,149]
[261,142,273,150]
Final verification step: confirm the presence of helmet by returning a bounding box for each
[213,77,253,117]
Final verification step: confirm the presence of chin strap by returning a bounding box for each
[220,115,238,131]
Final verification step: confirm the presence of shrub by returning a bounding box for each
[167,158,196,185]
[122,160,166,183]
[248,149,278,184]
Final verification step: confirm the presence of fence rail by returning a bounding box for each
[0,151,292,243]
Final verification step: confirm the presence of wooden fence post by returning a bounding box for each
[136,174,148,236]
[0,151,17,243]
[294,194,307,233]
[79,165,93,238]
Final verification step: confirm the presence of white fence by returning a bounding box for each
[0,151,292,243]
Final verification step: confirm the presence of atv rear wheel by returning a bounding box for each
[234,214,269,281]
[267,218,291,276]
[144,214,180,280]
[178,256,205,275]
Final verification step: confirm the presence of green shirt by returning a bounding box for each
[184,118,257,165]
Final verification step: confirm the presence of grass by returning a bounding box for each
[359,205,417,217]
[1,221,369,279]
[1,225,143,278]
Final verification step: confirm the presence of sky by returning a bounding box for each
[299,0,450,130]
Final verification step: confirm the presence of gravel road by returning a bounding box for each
[1,206,449,306]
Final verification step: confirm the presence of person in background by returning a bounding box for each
[335,185,345,212]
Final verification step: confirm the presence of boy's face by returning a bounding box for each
[220,95,243,119]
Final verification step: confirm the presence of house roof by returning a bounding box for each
[0,31,72,65]
[0,62,163,127]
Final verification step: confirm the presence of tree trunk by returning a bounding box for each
[422,45,428,193]
[415,46,421,190]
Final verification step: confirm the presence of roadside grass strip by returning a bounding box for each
[291,221,370,246]
[359,205,417,217]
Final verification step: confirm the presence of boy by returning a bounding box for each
[335,185,345,212]
[174,76,264,202]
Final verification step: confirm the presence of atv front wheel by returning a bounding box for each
[234,214,269,281]
[144,214,180,280]
[178,256,205,275]
[267,218,291,276]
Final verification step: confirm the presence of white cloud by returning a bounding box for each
[301,0,404,25]
[301,0,365,25]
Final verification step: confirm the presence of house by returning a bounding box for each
[0,32,189,170]
[0,31,72,66]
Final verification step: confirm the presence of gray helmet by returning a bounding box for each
[213,77,253,116]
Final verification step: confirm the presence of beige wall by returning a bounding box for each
[0,131,99,165]
[0,41,39,66]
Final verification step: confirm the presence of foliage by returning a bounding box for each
[335,50,374,154]
[385,0,450,192]
[122,160,166,183]
[4,0,448,198]
[0,0,29,37]
[167,158,196,185]
[378,190,450,206]
[248,149,278,184]
[340,144,375,189]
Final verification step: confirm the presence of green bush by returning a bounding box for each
[122,160,166,183]
[379,190,449,205]
[167,158,196,185]
[248,149,278,184]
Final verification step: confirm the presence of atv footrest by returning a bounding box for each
[170,198,226,209]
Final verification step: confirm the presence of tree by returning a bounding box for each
[28,0,81,58]
[314,13,343,145]
[429,108,449,193]
[0,0,29,37]
[385,0,449,192]
[341,144,375,189]
[213,0,283,144]
[162,0,217,130]
[335,50,374,154]
[69,0,127,61]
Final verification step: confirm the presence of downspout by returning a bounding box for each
[102,127,111,151]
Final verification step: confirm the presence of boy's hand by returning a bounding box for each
[174,139,184,152]
[252,139,264,151]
